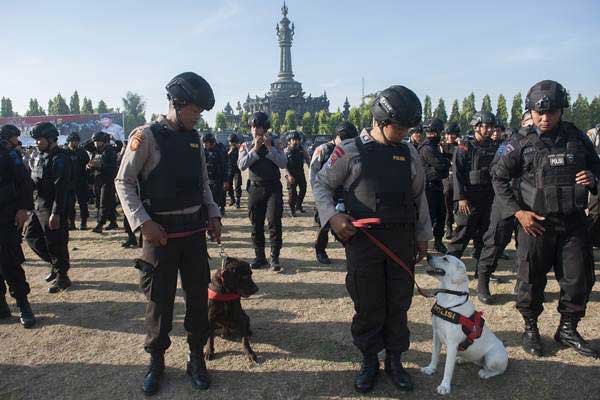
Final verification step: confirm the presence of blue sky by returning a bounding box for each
[1,0,599,127]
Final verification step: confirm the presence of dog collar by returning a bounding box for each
[431,303,485,351]
[208,288,241,302]
[433,289,470,309]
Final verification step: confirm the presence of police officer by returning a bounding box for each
[25,122,73,293]
[310,121,358,264]
[84,132,118,233]
[115,72,221,394]
[226,133,242,209]
[202,133,228,216]
[441,122,460,239]
[492,80,600,359]
[447,111,498,261]
[285,130,310,217]
[0,125,36,328]
[418,118,451,253]
[313,86,432,393]
[65,132,90,230]
[408,123,423,147]
[238,112,287,271]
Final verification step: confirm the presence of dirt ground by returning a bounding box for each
[1,175,599,400]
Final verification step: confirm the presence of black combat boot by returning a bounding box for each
[48,273,72,294]
[44,270,57,283]
[16,297,36,328]
[79,219,87,230]
[554,317,600,359]
[316,249,331,265]
[235,198,241,209]
[142,351,165,396]
[92,223,103,233]
[105,221,118,230]
[250,248,269,270]
[228,197,235,207]
[0,295,11,319]
[433,238,447,254]
[384,352,414,391]
[122,234,138,248]
[270,249,281,272]
[187,351,210,390]
[522,317,543,357]
[477,273,493,304]
[354,353,379,393]
[297,204,305,213]
[69,220,76,231]
[445,225,453,240]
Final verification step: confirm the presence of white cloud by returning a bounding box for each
[193,0,243,35]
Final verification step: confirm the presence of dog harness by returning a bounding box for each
[208,288,241,302]
[431,303,485,351]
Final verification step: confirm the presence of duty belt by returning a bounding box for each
[151,209,206,234]
[250,180,279,187]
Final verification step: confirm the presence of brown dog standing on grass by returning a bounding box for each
[205,257,259,362]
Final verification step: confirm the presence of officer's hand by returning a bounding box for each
[49,213,60,230]
[458,200,471,215]
[15,209,29,230]
[142,220,168,246]
[415,241,428,264]
[286,175,295,185]
[254,136,265,149]
[265,135,273,151]
[208,217,222,244]
[329,213,357,241]
[575,170,596,187]
[515,210,546,237]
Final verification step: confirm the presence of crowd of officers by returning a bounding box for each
[0,74,598,396]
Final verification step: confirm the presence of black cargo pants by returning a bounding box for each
[248,181,283,252]
[426,187,446,240]
[0,224,30,299]
[447,192,493,260]
[24,210,70,275]
[287,172,307,212]
[478,199,517,277]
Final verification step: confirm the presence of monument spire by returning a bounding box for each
[276,2,295,81]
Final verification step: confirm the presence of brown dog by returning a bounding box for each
[204,257,259,363]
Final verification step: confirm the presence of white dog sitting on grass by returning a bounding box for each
[421,254,508,395]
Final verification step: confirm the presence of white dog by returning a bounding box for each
[421,255,508,395]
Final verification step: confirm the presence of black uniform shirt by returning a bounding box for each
[418,139,450,190]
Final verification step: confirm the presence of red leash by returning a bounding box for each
[165,228,206,239]
[351,218,430,298]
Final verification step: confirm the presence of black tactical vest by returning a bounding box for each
[0,146,17,208]
[140,124,204,213]
[249,140,280,183]
[522,128,588,216]
[345,137,415,223]
[286,146,305,175]
[31,147,71,207]
[466,140,497,189]
[205,147,225,184]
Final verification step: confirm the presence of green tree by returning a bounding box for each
[301,112,313,136]
[122,92,146,134]
[448,99,460,124]
[328,111,343,133]
[509,93,523,130]
[569,94,590,131]
[69,91,81,114]
[349,107,361,132]
[423,95,432,120]
[96,100,109,114]
[215,112,227,131]
[588,96,600,128]
[360,106,372,131]
[47,99,54,115]
[270,112,280,134]
[481,94,492,113]
[282,109,297,133]
[496,94,508,125]
[433,98,448,123]
[48,93,70,115]
[81,97,93,114]
[240,112,249,133]
[1,97,15,117]
[460,93,476,133]
[195,117,209,131]
[315,110,329,134]
[25,98,46,116]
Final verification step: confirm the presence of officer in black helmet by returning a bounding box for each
[408,123,423,147]
[25,122,73,293]
[285,130,310,217]
[313,85,432,393]
[492,80,600,359]
[441,122,460,239]
[65,132,90,230]
[115,72,222,394]
[0,124,36,328]
[238,111,287,271]
[84,131,119,233]
[419,118,451,253]
[202,133,228,216]
[226,133,242,209]
[310,121,358,264]
[446,111,498,262]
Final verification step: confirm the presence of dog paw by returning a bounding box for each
[421,366,436,375]
[479,369,498,379]
[437,383,452,395]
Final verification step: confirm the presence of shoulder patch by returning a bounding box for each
[504,143,514,154]
[333,146,345,158]
[129,130,145,151]
[326,146,346,168]
[360,132,374,144]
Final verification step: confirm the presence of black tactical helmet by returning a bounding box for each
[0,124,21,140]
[408,123,423,134]
[31,122,59,140]
[202,133,216,143]
[470,111,496,127]
[495,122,506,131]
[250,111,271,130]
[91,131,110,142]
[422,117,444,134]
[228,133,240,143]
[443,122,461,135]
[525,80,568,112]
[336,121,358,140]
[287,131,302,141]
[371,85,422,127]
[67,132,81,142]
[166,72,215,111]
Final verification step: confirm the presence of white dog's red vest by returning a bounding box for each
[431,303,485,351]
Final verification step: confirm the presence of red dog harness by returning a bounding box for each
[208,288,241,302]
[431,303,485,351]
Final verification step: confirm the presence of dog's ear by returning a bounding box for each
[220,267,238,289]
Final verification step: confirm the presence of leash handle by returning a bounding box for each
[351,218,382,228]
